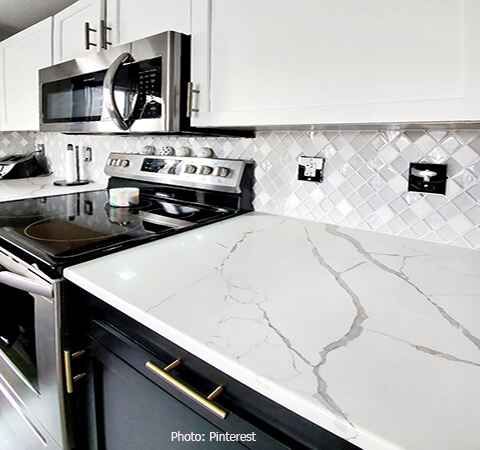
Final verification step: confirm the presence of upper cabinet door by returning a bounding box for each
[191,0,480,127]
[0,18,53,131]
[0,43,4,130]
[53,0,103,64]
[106,0,191,46]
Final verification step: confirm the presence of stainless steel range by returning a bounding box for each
[0,152,253,449]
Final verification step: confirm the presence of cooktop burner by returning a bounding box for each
[0,153,254,276]
[0,189,235,271]
[24,216,140,242]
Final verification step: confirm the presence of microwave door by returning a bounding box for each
[84,78,96,119]
[104,52,140,131]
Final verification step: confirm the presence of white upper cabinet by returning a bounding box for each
[106,0,191,46]
[0,18,53,131]
[0,45,3,130]
[53,0,103,64]
[191,0,480,127]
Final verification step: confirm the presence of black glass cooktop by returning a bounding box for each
[0,189,235,274]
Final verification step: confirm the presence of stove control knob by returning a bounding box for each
[121,160,130,168]
[214,167,231,178]
[199,165,214,175]
[184,164,197,174]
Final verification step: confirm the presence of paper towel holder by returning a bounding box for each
[54,179,90,186]
[54,145,90,186]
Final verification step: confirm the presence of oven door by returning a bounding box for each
[0,249,65,447]
[39,31,185,134]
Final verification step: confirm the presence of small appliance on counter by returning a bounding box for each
[0,153,50,180]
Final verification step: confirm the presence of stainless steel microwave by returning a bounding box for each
[39,31,193,134]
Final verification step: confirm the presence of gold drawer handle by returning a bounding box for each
[64,350,86,394]
[145,360,227,420]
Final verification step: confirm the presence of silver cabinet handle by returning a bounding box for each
[84,22,97,50]
[103,52,139,130]
[0,271,52,298]
[186,82,200,118]
[100,19,112,49]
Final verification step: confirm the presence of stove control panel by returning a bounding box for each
[105,153,250,194]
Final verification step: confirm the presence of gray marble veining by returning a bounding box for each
[65,212,480,450]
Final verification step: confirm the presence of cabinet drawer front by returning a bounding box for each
[0,380,58,450]
[90,345,248,449]
[85,315,359,450]
[88,322,289,449]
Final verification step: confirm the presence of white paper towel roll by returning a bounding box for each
[65,144,77,183]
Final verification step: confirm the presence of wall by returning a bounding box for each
[31,129,480,250]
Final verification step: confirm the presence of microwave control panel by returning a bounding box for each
[137,64,162,119]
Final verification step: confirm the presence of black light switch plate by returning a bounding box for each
[408,162,448,195]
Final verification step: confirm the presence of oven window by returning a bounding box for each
[0,283,38,389]
[42,70,106,123]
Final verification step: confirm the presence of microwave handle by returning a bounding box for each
[104,52,139,131]
[0,270,53,298]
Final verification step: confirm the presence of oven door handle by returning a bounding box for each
[104,52,139,131]
[0,271,53,299]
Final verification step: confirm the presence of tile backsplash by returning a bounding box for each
[0,131,37,157]
[5,129,480,249]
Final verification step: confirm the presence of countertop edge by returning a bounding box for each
[0,176,107,203]
[64,264,405,450]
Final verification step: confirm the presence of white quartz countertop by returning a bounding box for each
[0,175,107,202]
[64,213,480,450]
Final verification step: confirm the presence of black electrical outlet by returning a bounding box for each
[298,156,325,182]
[408,162,448,195]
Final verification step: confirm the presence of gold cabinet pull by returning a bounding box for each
[145,360,227,419]
[207,385,223,401]
[64,350,86,394]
